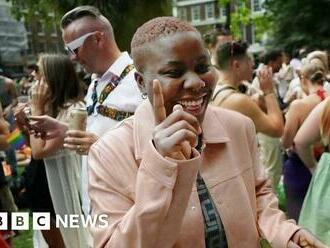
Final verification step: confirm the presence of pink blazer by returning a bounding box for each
[88,101,299,248]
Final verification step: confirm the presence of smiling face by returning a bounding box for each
[137,31,217,124]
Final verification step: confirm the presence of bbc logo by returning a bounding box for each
[0,212,50,230]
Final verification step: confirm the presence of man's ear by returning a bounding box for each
[134,71,146,93]
[94,31,104,46]
[232,60,240,70]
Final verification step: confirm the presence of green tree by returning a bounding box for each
[218,0,271,41]
[8,0,171,51]
[265,0,330,52]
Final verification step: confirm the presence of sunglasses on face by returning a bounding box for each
[65,31,98,55]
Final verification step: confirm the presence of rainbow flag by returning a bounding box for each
[6,128,26,150]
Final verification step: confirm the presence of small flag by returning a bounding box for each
[6,128,26,150]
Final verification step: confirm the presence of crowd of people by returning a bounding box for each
[0,4,330,248]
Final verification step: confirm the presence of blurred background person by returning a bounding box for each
[294,97,330,245]
[212,42,285,192]
[18,64,38,96]
[204,23,233,66]
[282,60,327,221]
[60,6,142,218]
[0,72,18,179]
[251,49,284,189]
[0,103,17,247]
[212,41,284,138]
[29,53,87,248]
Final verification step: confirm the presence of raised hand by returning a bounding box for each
[258,65,274,95]
[152,79,201,160]
[30,78,49,113]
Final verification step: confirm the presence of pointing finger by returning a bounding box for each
[153,79,166,125]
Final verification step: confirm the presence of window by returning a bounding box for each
[191,5,201,22]
[27,39,34,55]
[51,23,58,36]
[219,7,227,18]
[36,42,46,53]
[47,42,58,53]
[251,24,261,43]
[178,7,187,20]
[36,21,45,34]
[25,23,32,34]
[252,0,262,12]
[205,3,215,20]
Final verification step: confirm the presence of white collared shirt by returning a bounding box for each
[82,52,142,217]
[85,52,142,135]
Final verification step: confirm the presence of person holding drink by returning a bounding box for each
[28,53,88,247]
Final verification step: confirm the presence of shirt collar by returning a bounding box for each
[97,52,133,84]
[133,101,230,160]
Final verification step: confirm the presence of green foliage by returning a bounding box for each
[265,0,330,52]
[218,0,271,41]
[252,14,273,42]
[7,0,171,51]
[231,4,251,39]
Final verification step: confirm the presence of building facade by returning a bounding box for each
[173,0,226,34]
[24,13,65,65]
[0,0,64,78]
[0,0,27,77]
[172,0,265,46]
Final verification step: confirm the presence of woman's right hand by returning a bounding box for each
[258,65,274,95]
[30,78,49,113]
[152,79,201,160]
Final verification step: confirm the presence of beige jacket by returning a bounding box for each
[88,101,299,248]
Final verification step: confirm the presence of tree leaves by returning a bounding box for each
[8,0,171,51]
[265,0,330,51]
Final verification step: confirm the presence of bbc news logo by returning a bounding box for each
[0,212,109,230]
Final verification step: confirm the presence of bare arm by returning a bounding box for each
[246,66,284,137]
[226,94,283,137]
[282,100,302,149]
[3,79,18,116]
[29,109,65,159]
[8,80,18,107]
[257,92,284,137]
[0,105,9,150]
[294,101,326,169]
[29,78,64,159]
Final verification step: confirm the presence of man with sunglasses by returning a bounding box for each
[60,5,142,217]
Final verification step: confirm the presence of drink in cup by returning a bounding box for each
[69,107,87,131]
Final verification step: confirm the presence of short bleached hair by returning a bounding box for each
[131,16,199,71]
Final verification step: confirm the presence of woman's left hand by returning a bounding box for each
[288,229,328,248]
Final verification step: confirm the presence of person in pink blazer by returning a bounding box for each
[86,17,325,248]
